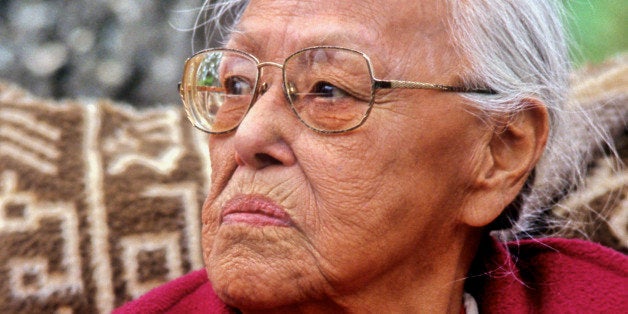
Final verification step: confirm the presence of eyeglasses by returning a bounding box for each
[179,46,495,134]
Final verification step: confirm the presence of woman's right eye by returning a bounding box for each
[224,76,252,95]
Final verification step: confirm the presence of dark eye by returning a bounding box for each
[224,76,253,95]
[312,81,348,98]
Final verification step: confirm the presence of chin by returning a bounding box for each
[206,255,317,311]
[203,225,325,310]
[210,271,286,310]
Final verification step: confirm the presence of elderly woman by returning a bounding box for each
[117,0,626,313]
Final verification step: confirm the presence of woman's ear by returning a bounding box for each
[462,99,549,227]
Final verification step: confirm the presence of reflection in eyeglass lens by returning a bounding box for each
[193,51,257,132]
[285,48,373,131]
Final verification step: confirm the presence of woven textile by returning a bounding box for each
[0,84,210,313]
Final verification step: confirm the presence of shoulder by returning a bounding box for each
[515,238,628,312]
[475,237,628,313]
[113,269,232,314]
[510,237,627,278]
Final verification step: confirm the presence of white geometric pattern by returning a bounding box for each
[0,83,213,313]
[1,171,83,298]
[0,108,62,175]
[103,105,184,176]
[119,232,183,299]
[142,183,204,270]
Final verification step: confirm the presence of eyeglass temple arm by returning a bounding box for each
[176,80,495,94]
[374,79,496,94]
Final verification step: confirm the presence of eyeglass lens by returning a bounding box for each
[181,47,375,133]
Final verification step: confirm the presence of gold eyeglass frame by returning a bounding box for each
[179,46,496,134]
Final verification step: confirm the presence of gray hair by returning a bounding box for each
[193,0,249,50]
[195,0,616,239]
[445,1,616,240]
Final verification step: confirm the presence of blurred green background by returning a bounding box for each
[566,0,626,65]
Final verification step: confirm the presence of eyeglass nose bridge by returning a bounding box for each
[255,61,284,96]
[257,61,283,69]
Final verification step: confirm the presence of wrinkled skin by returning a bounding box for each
[200,0,547,313]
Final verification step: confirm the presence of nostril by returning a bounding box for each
[255,153,282,167]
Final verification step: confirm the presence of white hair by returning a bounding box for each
[445,1,616,240]
[195,0,617,239]
[193,0,249,50]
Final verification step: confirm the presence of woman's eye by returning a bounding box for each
[312,81,348,98]
[224,76,252,95]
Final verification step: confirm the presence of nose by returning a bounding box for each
[232,70,297,169]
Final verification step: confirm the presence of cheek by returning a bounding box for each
[208,137,235,189]
[301,108,487,239]
[399,103,488,181]
[285,138,436,273]
[295,140,393,221]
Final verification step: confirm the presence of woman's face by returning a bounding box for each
[202,0,492,310]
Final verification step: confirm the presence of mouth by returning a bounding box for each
[220,194,293,227]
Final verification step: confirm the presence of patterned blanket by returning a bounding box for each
[0,87,210,313]
[0,55,626,313]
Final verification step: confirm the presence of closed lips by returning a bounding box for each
[220,194,293,227]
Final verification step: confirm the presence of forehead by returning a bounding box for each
[231,0,452,55]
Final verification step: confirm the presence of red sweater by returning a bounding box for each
[114,237,627,313]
